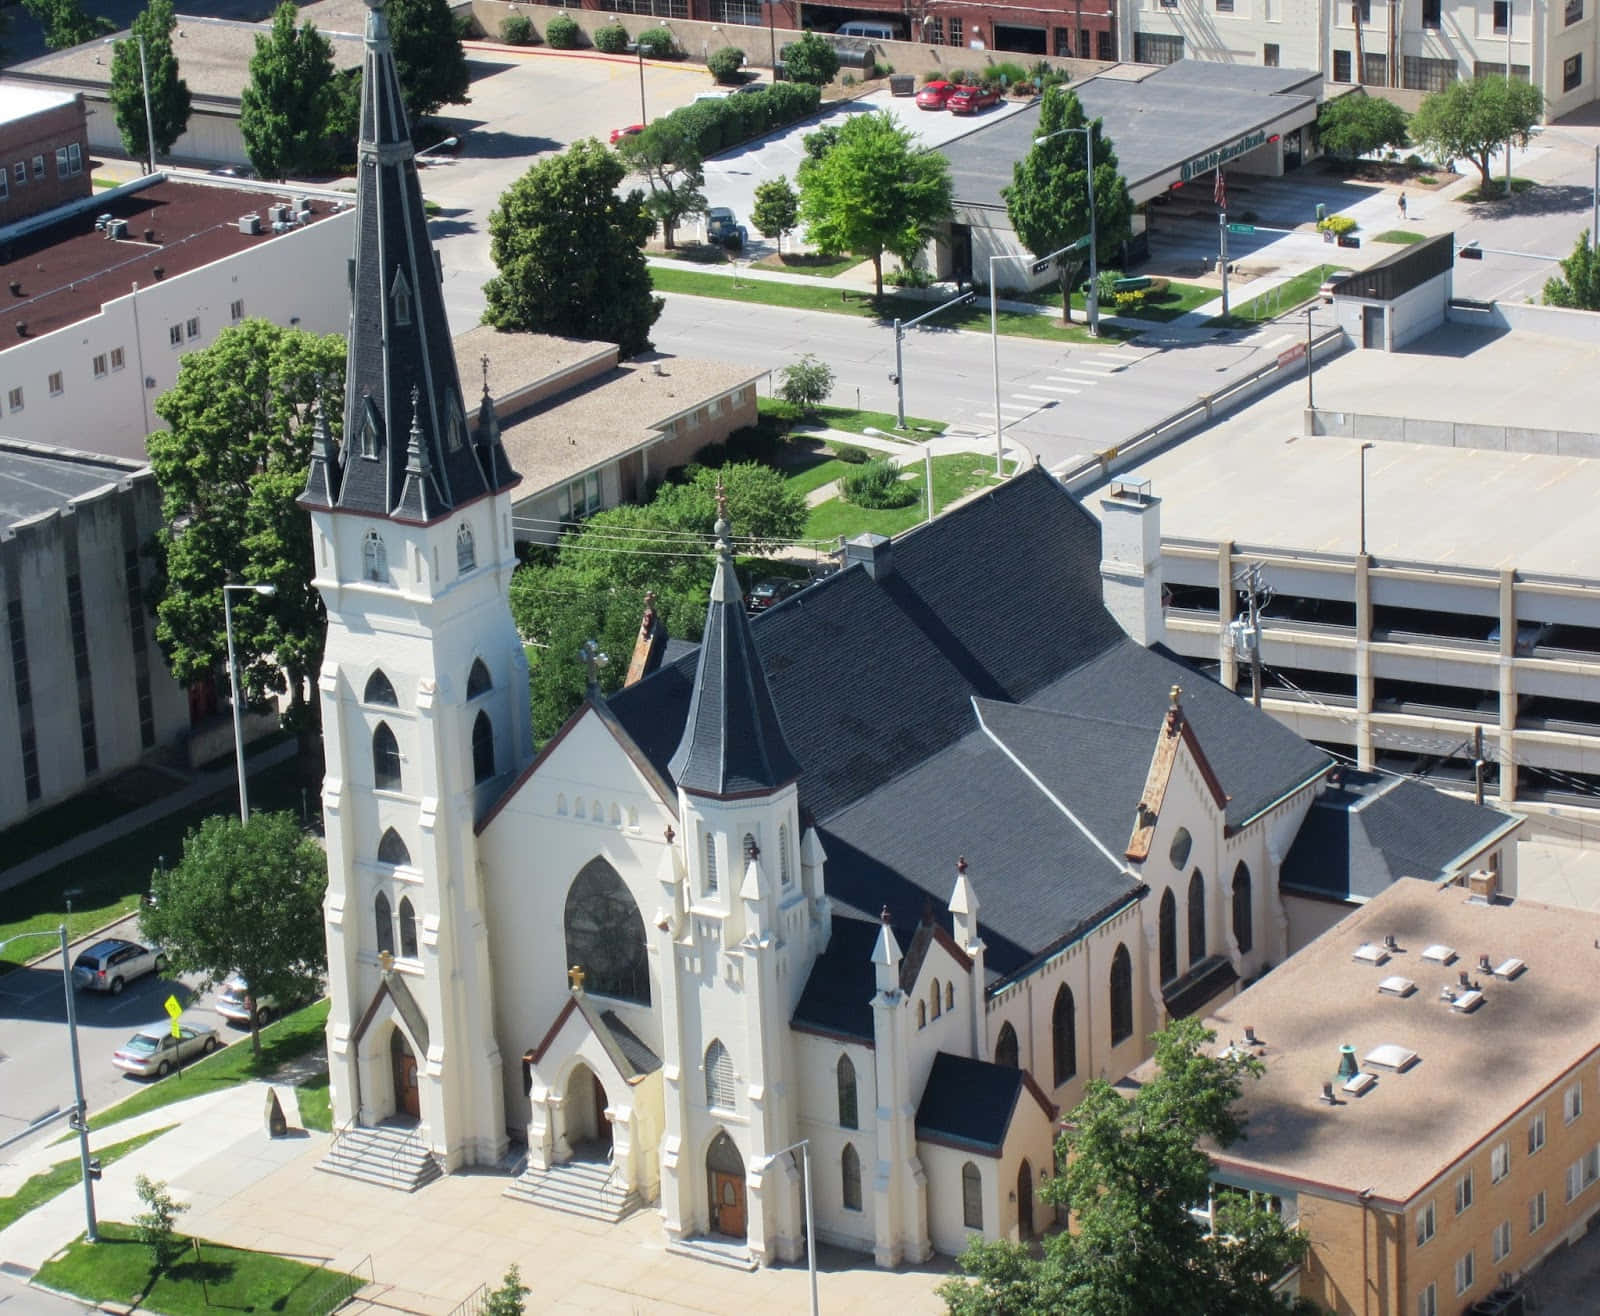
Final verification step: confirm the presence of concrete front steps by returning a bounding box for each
[317,1120,443,1193]
[503,1154,641,1223]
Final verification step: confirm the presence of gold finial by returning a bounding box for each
[379,950,394,974]
[1170,684,1182,708]
[714,478,729,523]
[568,964,586,991]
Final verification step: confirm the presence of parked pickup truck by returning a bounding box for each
[705,207,748,250]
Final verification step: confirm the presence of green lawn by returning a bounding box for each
[295,1070,332,1133]
[1206,264,1342,327]
[758,398,947,438]
[755,251,861,279]
[781,456,857,498]
[0,1126,172,1232]
[805,453,1009,542]
[1372,229,1426,245]
[1117,281,1217,322]
[649,265,1133,344]
[0,756,311,968]
[85,999,330,1135]
[37,1222,359,1316]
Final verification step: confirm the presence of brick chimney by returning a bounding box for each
[1099,479,1164,647]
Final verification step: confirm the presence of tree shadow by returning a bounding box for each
[1467,181,1595,218]
[426,219,479,240]
[448,127,563,161]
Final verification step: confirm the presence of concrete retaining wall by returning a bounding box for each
[1308,408,1600,456]
[1447,297,1600,344]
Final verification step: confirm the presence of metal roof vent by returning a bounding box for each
[1337,1044,1359,1080]
[1363,1044,1418,1072]
[1343,1072,1377,1097]
[1384,934,1399,951]
[1378,975,1416,997]
[1451,989,1485,1013]
[1321,1081,1337,1105]
[1494,957,1526,980]
[1421,944,1456,965]
[1477,954,1493,974]
[1353,943,1389,966]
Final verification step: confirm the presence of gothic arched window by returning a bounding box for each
[389,267,412,326]
[1052,985,1077,1087]
[704,832,718,894]
[930,979,942,1020]
[372,722,401,791]
[377,827,410,867]
[962,1162,983,1229]
[1188,869,1207,967]
[467,657,492,699]
[705,1039,735,1109]
[778,823,791,885]
[563,857,650,1004]
[362,530,388,584]
[995,1021,1019,1068]
[1110,943,1134,1045]
[364,669,397,706]
[398,896,418,958]
[1232,861,1254,954]
[456,522,476,574]
[837,1054,858,1130]
[374,891,394,956]
[472,710,494,784]
[1159,887,1178,984]
[841,1144,862,1212]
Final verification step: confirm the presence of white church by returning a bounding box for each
[304,0,1522,1269]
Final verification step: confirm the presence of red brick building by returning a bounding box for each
[0,87,90,228]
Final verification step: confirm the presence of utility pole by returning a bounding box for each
[1219,211,1229,316]
[1231,562,1270,709]
[137,36,156,175]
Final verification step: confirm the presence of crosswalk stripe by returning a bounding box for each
[1011,393,1055,405]
[1055,369,1111,381]
[1031,383,1082,394]
[1082,355,1126,368]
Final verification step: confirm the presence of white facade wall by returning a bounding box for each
[79,96,252,168]
[794,1034,879,1251]
[0,201,352,461]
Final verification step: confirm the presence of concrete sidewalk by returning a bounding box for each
[0,1080,953,1315]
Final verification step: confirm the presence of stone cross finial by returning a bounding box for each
[880,905,892,925]
[480,353,491,396]
[664,823,676,844]
[579,638,609,694]
[568,964,586,991]
[715,478,729,523]
[957,855,968,874]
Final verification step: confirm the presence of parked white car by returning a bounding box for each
[215,973,282,1028]
[112,1023,219,1078]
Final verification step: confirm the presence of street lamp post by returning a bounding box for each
[1032,120,1100,337]
[223,583,277,824]
[1359,442,1376,557]
[1305,305,1315,409]
[1,927,98,1242]
[767,1139,818,1316]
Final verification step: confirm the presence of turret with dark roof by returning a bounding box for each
[301,0,516,522]
[667,486,801,799]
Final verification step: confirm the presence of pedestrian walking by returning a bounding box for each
[1397,191,1408,220]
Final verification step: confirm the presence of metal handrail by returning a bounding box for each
[445,1281,489,1316]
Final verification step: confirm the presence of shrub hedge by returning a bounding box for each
[499,13,536,43]
[655,82,821,158]
[841,459,917,509]
[593,23,629,52]
[544,14,580,47]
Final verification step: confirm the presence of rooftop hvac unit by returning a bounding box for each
[268,203,290,224]
[271,221,290,234]
[293,196,311,214]
[238,214,261,235]
[106,219,128,239]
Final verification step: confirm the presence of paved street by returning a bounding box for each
[0,915,234,1150]
[0,1274,89,1316]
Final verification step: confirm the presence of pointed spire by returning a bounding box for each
[872,905,902,994]
[300,395,343,508]
[666,487,802,798]
[948,856,978,918]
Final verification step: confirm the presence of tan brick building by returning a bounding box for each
[1194,876,1600,1315]
[0,87,90,226]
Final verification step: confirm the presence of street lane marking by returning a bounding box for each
[1032,383,1082,394]
[1011,393,1056,405]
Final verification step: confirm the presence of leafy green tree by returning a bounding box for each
[1409,75,1543,193]
[783,30,839,86]
[802,123,839,161]
[798,112,953,297]
[1315,91,1410,160]
[23,0,112,51]
[483,140,663,357]
[939,1019,1312,1316]
[511,463,806,740]
[1004,85,1133,324]
[109,0,192,166]
[751,176,800,250]
[778,354,833,412]
[617,120,708,250]
[484,1265,530,1316]
[145,320,345,736]
[240,2,343,180]
[385,0,469,122]
[142,812,328,1061]
[1544,229,1600,308]
[133,1175,188,1271]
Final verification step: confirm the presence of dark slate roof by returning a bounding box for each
[668,521,801,798]
[1161,954,1239,1020]
[1280,769,1519,902]
[596,1009,662,1080]
[792,915,881,1043]
[304,0,516,522]
[995,639,1333,835]
[916,1052,1031,1154]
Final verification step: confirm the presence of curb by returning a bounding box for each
[13,910,148,974]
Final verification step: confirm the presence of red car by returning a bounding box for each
[609,124,645,145]
[915,80,955,110]
[947,84,1001,114]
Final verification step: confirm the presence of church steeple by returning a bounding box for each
[667,486,801,798]
[314,0,517,525]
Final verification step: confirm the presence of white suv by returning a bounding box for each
[71,939,166,995]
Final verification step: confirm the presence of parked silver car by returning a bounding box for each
[70,939,166,994]
[215,973,280,1028]
[112,1023,219,1078]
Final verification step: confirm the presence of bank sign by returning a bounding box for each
[1179,130,1269,182]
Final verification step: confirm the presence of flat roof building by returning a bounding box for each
[1181,875,1600,1315]
[0,86,90,228]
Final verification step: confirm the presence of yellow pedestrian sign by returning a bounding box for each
[164,994,182,1038]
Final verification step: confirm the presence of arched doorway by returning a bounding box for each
[389,1028,419,1121]
[1017,1159,1034,1239]
[706,1130,746,1239]
[563,1062,612,1159]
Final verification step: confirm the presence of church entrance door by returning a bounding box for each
[563,1063,612,1158]
[390,1029,420,1120]
[706,1130,746,1239]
